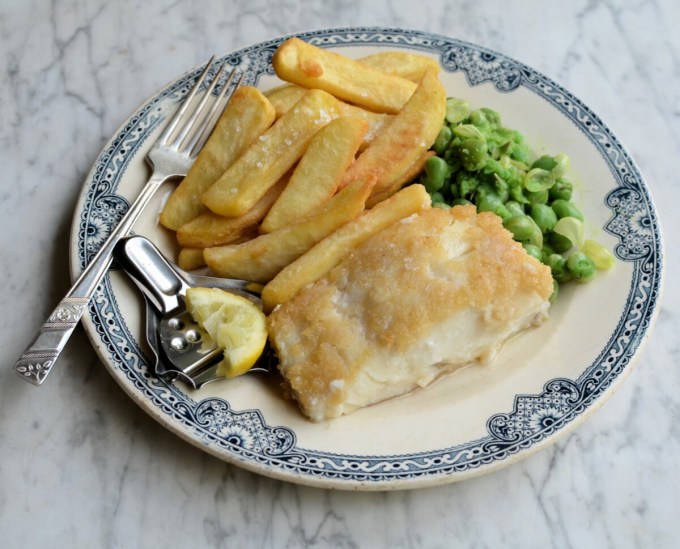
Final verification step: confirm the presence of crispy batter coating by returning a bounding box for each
[267,205,554,421]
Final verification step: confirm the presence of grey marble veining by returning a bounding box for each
[1,0,679,547]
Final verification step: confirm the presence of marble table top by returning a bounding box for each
[1,1,678,547]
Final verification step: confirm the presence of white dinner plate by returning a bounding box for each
[70,28,664,490]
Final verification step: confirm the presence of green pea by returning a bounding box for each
[433,126,453,155]
[525,188,549,204]
[524,168,555,192]
[523,243,543,262]
[553,217,584,249]
[510,141,532,164]
[448,180,460,199]
[542,242,555,257]
[477,180,509,204]
[459,138,488,171]
[526,216,544,247]
[503,215,534,241]
[475,182,492,197]
[529,154,569,179]
[566,251,596,282]
[468,110,492,134]
[491,174,510,202]
[422,156,448,193]
[430,191,445,203]
[549,179,573,201]
[582,239,616,270]
[443,148,460,171]
[511,129,525,144]
[552,153,570,178]
[494,127,514,145]
[480,107,501,128]
[451,198,472,207]
[453,124,486,141]
[545,253,573,283]
[483,158,510,181]
[477,193,504,214]
[495,204,512,220]
[551,199,584,221]
[432,201,451,209]
[503,215,542,246]
[445,97,470,124]
[457,172,479,197]
[530,203,558,232]
[531,155,558,171]
[548,231,574,253]
[509,182,529,204]
[505,200,525,217]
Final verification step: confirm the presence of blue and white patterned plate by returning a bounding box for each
[70,28,664,490]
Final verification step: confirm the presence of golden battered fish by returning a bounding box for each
[267,205,554,422]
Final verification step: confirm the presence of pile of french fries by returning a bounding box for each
[160,37,446,312]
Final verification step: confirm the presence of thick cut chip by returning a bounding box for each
[337,104,388,149]
[177,248,206,270]
[366,150,435,207]
[260,117,368,234]
[266,51,439,113]
[177,175,288,248]
[339,70,446,200]
[267,206,555,422]
[359,51,441,82]
[204,176,375,283]
[159,86,276,230]
[177,214,259,249]
[262,184,431,312]
[265,51,438,116]
[272,37,416,114]
[265,84,389,149]
[202,89,341,217]
[177,233,260,271]
[264,84,308,118]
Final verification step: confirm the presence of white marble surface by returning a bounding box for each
[1,0,678,547]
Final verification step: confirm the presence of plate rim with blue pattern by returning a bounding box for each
[70,27,664,490]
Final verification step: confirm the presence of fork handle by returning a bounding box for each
[14,172,169,385]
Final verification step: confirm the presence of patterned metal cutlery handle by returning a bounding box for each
[14,56,240,385]
[14,175,165,385]
[14,295,92,385]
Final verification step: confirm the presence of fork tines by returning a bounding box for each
[160,56,243,158]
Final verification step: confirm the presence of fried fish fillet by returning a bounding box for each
[267,205,554,422]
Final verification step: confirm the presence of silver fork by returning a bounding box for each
[14,56,242,386]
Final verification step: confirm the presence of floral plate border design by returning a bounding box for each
[74,27,662,488]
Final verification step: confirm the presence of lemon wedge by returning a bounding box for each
[185,287,267,378]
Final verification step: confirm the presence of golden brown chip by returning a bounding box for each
[358,51,440,82]
[339,70,445,200]
[159,86,276,230]
[272,37,416,114]
[177,248,206,271]
[177,175,288,248]
[265,83,389,150]
[264,84,308,118]
[202,89,342,217]
[260,117,368,234]
[204,176,376,283]
[366,150,435,207]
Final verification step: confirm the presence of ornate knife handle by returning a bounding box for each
[14,296,92,385]
[14,174,166,385]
